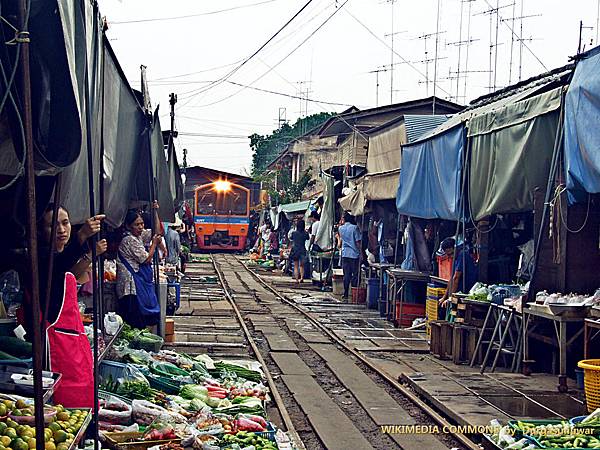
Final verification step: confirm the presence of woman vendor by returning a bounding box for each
[116,202,162,329]
[36,204,106,408]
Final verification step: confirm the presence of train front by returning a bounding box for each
[194,180,250,251]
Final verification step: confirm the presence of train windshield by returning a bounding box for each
[196,185,248,216]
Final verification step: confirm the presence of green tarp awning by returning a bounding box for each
[468,87,562,220]
[278,200,311,214]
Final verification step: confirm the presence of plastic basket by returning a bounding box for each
[100,360,128,382]
[256,422,277,442]
[578,359,600,413]
[425,299,439,337]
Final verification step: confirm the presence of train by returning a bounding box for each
[193,180,250,251]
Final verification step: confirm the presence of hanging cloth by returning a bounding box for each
[46,273,94,408]
[118,253,160,327]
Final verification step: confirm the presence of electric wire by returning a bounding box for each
[0,3,30,191]
[176,0,317,106]
[110,0,279,25]
[185,0,349,109]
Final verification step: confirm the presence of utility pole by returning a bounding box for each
[476,2,513,92]
[368,67,388,107]
[433,0,441,114]
[578,20,594,55]
[169,92,177,141]
[276,107,287,129]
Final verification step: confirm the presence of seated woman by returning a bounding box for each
[116,203,162,330]
[37,204,106,408]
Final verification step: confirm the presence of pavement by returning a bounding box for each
[253,261,588,428]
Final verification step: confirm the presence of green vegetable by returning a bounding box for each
[117,380,153,400]
[150,361,189,378]
[0,337,32,357]
[209,362,262,382]
[179,384,209,401]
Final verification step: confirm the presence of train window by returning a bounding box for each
[196,185,248,215]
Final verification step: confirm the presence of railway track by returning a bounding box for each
[206,253,481,450]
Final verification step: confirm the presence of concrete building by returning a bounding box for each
[266,97,463,198]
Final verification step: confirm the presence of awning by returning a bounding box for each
[364,170,400,201]
[564,46,600,202]
[468,87,562,220]
[278,200,311,214]
[396,125,465,220]
[338,186,366,216]
[366,124,405,173]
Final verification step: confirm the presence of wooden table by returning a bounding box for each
[385,268,430,325]
[584,318,600,358]
[522,305,586,392]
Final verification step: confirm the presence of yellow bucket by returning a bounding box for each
[578,359,600,412]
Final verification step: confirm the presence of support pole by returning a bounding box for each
[80,1,101,446]
[18,1,45,448]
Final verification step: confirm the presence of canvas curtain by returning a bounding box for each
[315,173,335,250]
[59,0,104,224]
[564,46,600,202]
[396,125,464,220]
[338,185,366,216]
[468,87,562,220]
[366,124,405,173]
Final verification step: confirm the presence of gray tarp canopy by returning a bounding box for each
[468,87,562,220]
[278,200,311,215]
[58,1,178,226]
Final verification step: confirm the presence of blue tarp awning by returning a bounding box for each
[396,125,464,220]
[564,46,600,202]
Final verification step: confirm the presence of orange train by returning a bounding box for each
[193,180,250,251]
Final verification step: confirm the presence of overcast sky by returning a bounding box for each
[99,0,600,175]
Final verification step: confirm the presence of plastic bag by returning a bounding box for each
[104,312,122,336]
[0,270,20,317]
[143,421,178,441]
[131,400,187,425]
[99,394,132,425]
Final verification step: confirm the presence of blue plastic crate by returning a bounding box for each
[256,422,277,442]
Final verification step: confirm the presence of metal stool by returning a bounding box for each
[473,304,522,373]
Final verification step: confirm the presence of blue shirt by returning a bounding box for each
[453,247,478,293]
[339,222,361,259]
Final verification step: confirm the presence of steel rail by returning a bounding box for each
[233,255,481,450]
[210,255,306,450]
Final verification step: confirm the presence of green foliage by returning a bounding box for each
[249,112,333,176]
[254,167,315,206]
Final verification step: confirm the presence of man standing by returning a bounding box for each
[439,237,478,306]
[165,224,182,268]
[308,210,321,253]
[338,212,361,300]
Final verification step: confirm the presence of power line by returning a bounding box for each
[225,80,352,106]
[109,0,279,25]
[177,0,317,107]
[185,0,350,109]
[151,60,244,81]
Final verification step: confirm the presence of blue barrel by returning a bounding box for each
[367,278,379,310]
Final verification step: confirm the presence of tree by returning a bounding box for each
[254,167,315,206]
[249,112,333,176]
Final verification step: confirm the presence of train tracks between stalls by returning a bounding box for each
[208,253,480,450]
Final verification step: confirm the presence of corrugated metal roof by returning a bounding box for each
[404,115,451,143]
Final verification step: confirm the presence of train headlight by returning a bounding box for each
[214,180,231,192]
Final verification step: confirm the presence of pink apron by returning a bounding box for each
[46,272,94,408]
